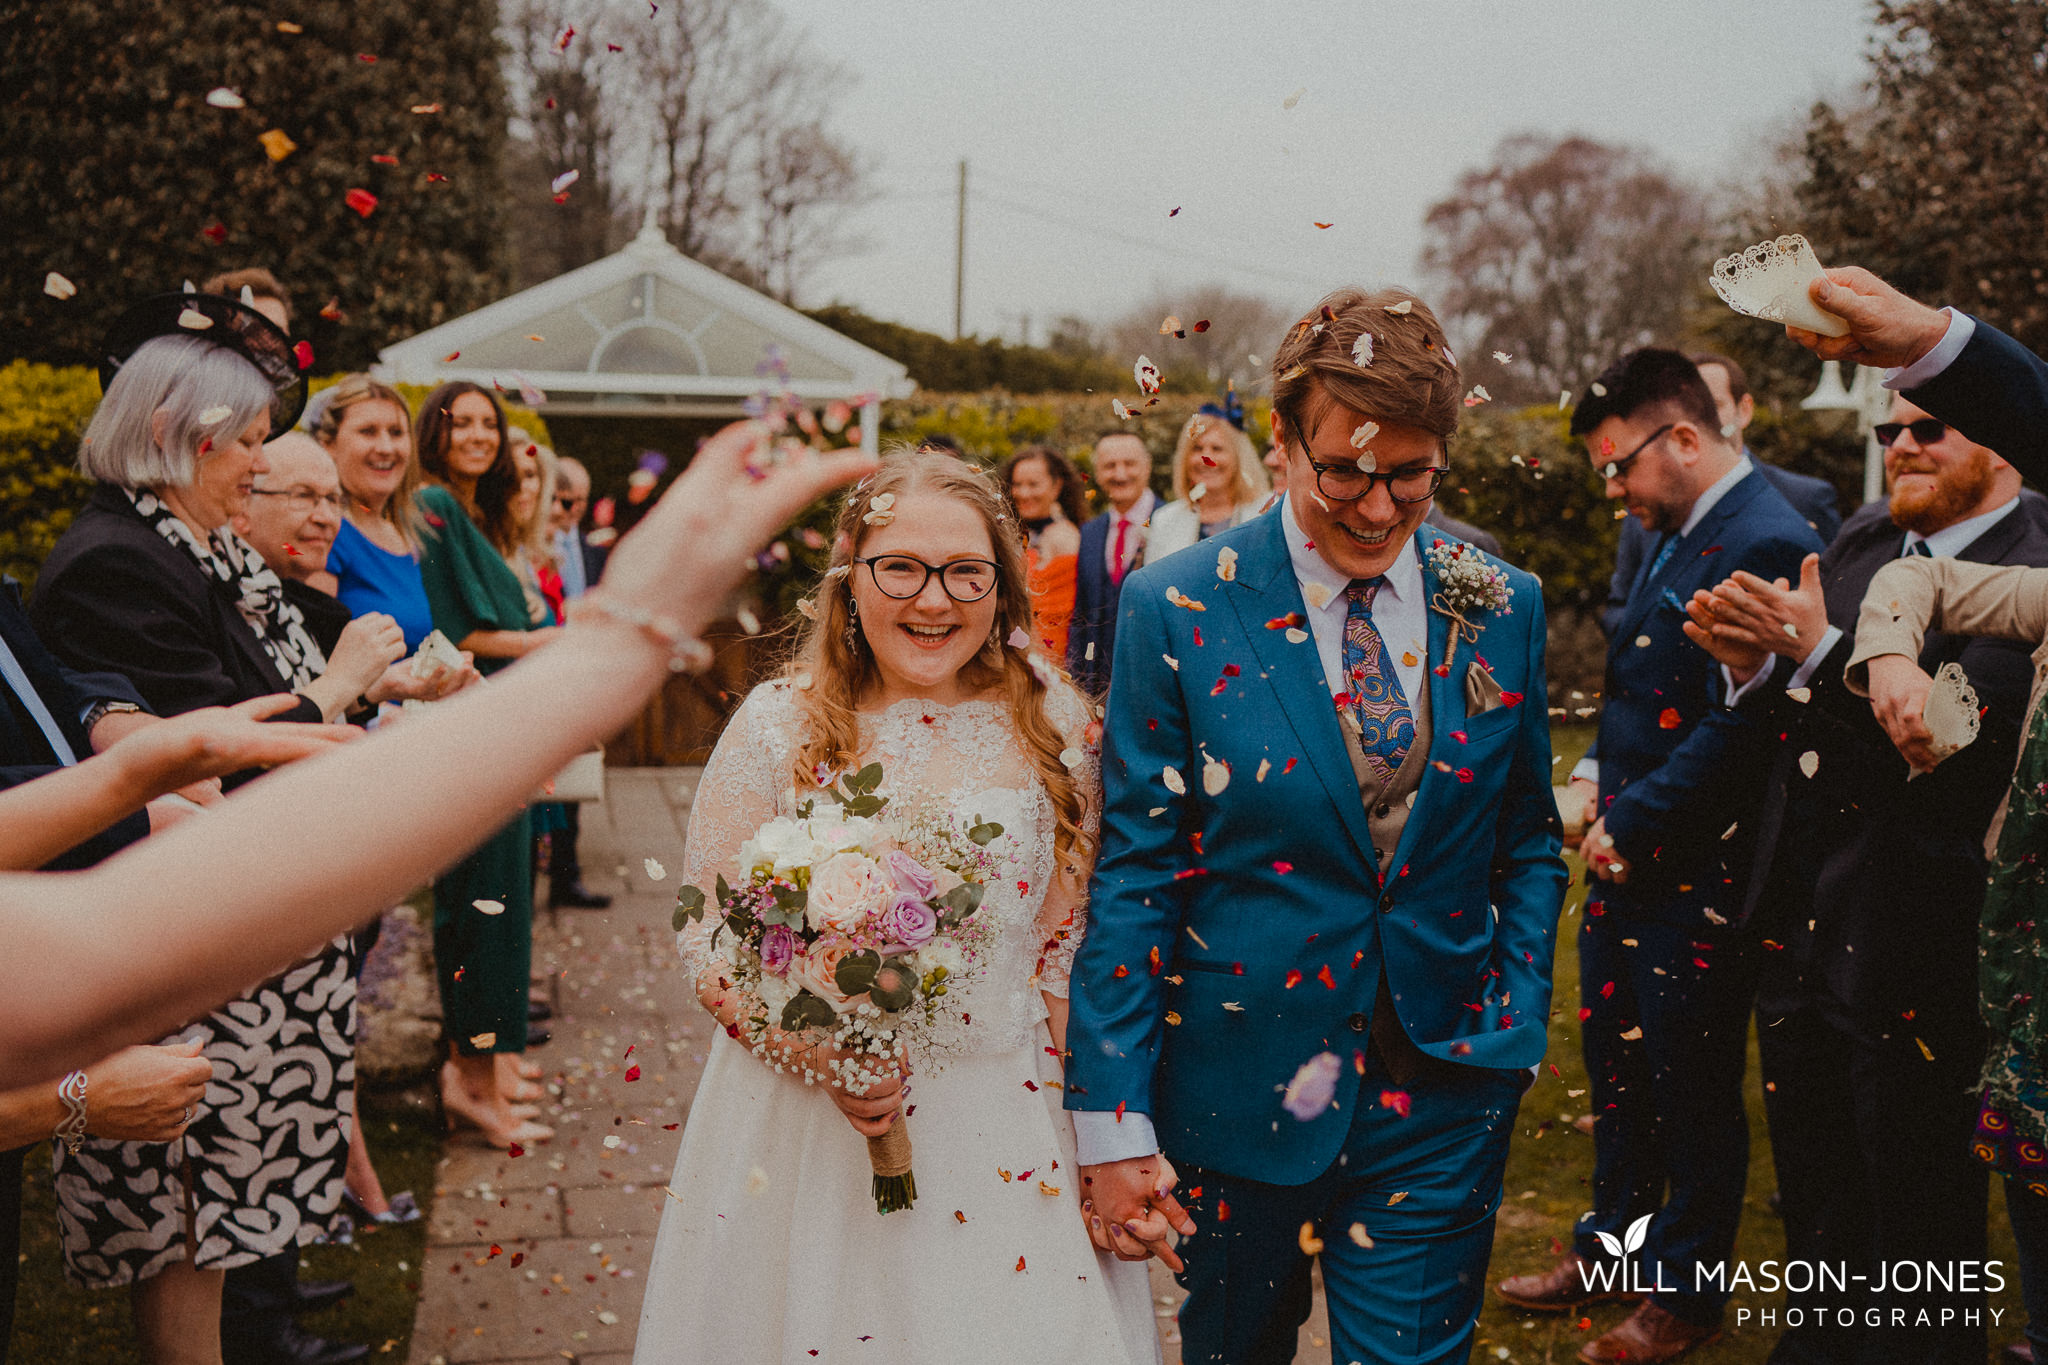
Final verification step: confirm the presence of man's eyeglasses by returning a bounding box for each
[248,487,345,514]
[1596,424,1675,481]
[1874,419,1950,448]
[1304,459,1447,504]
[855,555,999,602]
[556,496,586,511]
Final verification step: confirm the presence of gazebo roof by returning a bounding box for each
[374,216,914,418]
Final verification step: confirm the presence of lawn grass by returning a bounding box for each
[9,1084,438,1362]
[1474,732,2029,1363]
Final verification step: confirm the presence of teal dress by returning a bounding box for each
[417,484,538,1056]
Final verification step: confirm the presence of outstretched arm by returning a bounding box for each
[0,423,873,1090]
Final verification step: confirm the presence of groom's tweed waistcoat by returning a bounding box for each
[1341,675,1431,877]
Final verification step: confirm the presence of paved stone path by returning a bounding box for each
[407,769,1330,1364]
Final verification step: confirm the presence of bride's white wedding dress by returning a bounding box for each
[633,682,1159,1364]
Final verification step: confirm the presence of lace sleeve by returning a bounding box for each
[677,683,797,983]
[1036,684,1102,999]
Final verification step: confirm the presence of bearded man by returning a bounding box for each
[1683,396,2048,1365]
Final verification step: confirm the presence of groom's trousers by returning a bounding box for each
[1171,1047,1524,1364]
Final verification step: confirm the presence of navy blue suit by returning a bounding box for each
[1602,461,1842,637]
[1578,469,1823,1326]
[1908,317,2048,488]
[1067,511,1119,697]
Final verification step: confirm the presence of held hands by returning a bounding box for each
[1567,775,1599,827]
[1080,1153,1196,1273]
[1864,653,1941,773]
[85,1040,213,1142]
[1788,268,1952,370]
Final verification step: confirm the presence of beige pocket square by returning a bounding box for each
[1464,660,1506,717]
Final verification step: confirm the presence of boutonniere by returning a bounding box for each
[1425,539,1513,674]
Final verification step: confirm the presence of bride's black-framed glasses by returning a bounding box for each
[854,554,1000,602]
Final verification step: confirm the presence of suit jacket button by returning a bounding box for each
[1374,803,1391,817]
[1378,893,1393,914]
[1347,1012,1369,1032]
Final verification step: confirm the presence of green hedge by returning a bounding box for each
[0,361,99,593]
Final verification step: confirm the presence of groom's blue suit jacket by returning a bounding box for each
[1064,513,1567,1186]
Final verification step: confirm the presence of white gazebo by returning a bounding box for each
[375,214,913,452]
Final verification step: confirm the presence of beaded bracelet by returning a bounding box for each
[54,1070,88,1154]
[572,592,715,674]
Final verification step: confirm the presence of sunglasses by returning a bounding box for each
[1874,419,1950,448]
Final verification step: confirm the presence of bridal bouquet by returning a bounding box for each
[673,762,1004,1213]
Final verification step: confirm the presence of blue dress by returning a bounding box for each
[329,516,434,652]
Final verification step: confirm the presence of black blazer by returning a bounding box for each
[1910,316,2048,489]
[1739,493,2048,1022]
[1603,460,1843,637]
[32,486,322,781]
[1067,512,1118,697]
[0,579,150,869]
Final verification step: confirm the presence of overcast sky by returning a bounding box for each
[769,0,1878,346]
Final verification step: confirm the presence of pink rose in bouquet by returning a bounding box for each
[882,848,937,899]
[760,924,796,976]
[789,936,862,1010]
[807,851,890,933]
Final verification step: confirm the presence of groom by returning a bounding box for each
[1066,287,1567,1364]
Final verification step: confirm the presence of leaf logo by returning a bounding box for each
[1624,1212,1653,1255]
[1593,1230,1623,1258]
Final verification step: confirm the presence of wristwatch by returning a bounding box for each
[82,700,143,736]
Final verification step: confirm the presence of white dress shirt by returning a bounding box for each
[1105,488,1158,578]
[555,528,589,600]
[1073,496,1427,1167]
[1885,308,1976,391]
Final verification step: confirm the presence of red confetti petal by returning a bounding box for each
[1272,860,1294,875]
[201,222,228,244]
[1265,613,1306,630]
[506,1142,523,1157]
[344,187,379,217]
[1316,964,1336,989]
[292,340,314,370]
[1193,627,1204,647]
[1284,969,1304,989]
[1499,691,1524,707]
[1658,707,1682,729]
[511,1252,525,1267]
[623,1065,641,1082]
[371,153,399,166]
[1379,1089,1412,1117]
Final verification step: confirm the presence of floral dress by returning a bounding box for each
[1973,696,2048,1194]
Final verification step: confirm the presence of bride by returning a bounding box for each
[634,449,1159,1363]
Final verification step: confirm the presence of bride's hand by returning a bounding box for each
[816,1039,908,1139]
[591,422,875,640]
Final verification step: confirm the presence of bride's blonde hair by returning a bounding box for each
[787,446,1092,866]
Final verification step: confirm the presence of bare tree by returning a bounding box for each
[1105,283,1292,390]
[502,0,622,287]
[754,119,867,303]
[1420,135,1707,403]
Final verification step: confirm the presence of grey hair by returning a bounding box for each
[78,334,275,490]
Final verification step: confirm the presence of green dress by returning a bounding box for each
[417,483,537,1056]
[1973,694,2048,1196]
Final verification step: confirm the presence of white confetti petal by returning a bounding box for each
[602,1134,622,1149]
[42,272,76,300]
[1112,398,1133,420]
[1162,653,1179,670]
[1216,546,1238,582]
[197,405,233,425]
[1301,582,1334,611]
[1202,754,1230,796]
[1257,758,1272,782]
[1384,300,1413,315]
[1798,750,1820,778]
[551,169,581,194]
[177,307,213,330]
[1133,355,1161,394]
[1285,627,1309,644]
[1350,421,1380,449]
[644,858,667,881]
[1059,746,1083,769]
[1162,765,1186,795]
[1493,351,1513,364]
[473,898,505,916]
[206,87,246,109]
[469,1032,497,1048]
[1351,333,1373,367]
[1008,627,1030,649]
[1283,86,1306,109]
[745,1166,770,1195]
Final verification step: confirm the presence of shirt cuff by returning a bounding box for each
[1570,757,1599,786]
[1722,656,1777,706]
[1886,308,1975,390]
[1072,1108,1160,1166]
[1785,627,1844,691]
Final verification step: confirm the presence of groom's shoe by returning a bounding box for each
[1495,1253,1640,1312]
[1578,1302,1718,1364]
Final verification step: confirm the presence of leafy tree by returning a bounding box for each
[1796,0,2048,351]
[1103,284,1291,394]
[1420,134,1707,404]
[0,0,512,370]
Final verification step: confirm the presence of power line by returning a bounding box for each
[969,187,1329,292]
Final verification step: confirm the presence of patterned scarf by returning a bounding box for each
[124,486,329,690]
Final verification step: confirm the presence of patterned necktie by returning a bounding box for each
[1647,532,1680,581]
[1341,578,1415,784]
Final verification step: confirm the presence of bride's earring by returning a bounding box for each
[844,597,862,656]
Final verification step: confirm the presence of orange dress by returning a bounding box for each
[1026,545,1078,661]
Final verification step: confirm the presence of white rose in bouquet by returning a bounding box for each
[809,813,882,856]
[806,851,891,933]
[914,940,967,980]
[740,816,819,877]
[755,968,798,1015]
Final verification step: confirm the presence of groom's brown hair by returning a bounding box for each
[1270,286,1462,452]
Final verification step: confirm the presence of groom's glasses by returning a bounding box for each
[1305,459,1447,504]
[855,555,1000,602]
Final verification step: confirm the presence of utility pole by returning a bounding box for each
[954,158,967,341]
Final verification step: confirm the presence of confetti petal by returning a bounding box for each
[205,87,246,109]
[644,858,666,881]
[473,898,505,916]
[551,169,581,195]
[259,129,297,162]
[197,405,232,425]
[1162,765,1187,795]
[1283,86,1306,109]
[1351,333,1374,367]
[344,187,378,218]
[42,272,76,300]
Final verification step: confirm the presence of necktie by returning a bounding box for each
[1110,518,1130,585]
[1340,578,1414,784]
[1904,538,1933,558]
[1647,533,1680,581]
[0,635,78,766]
